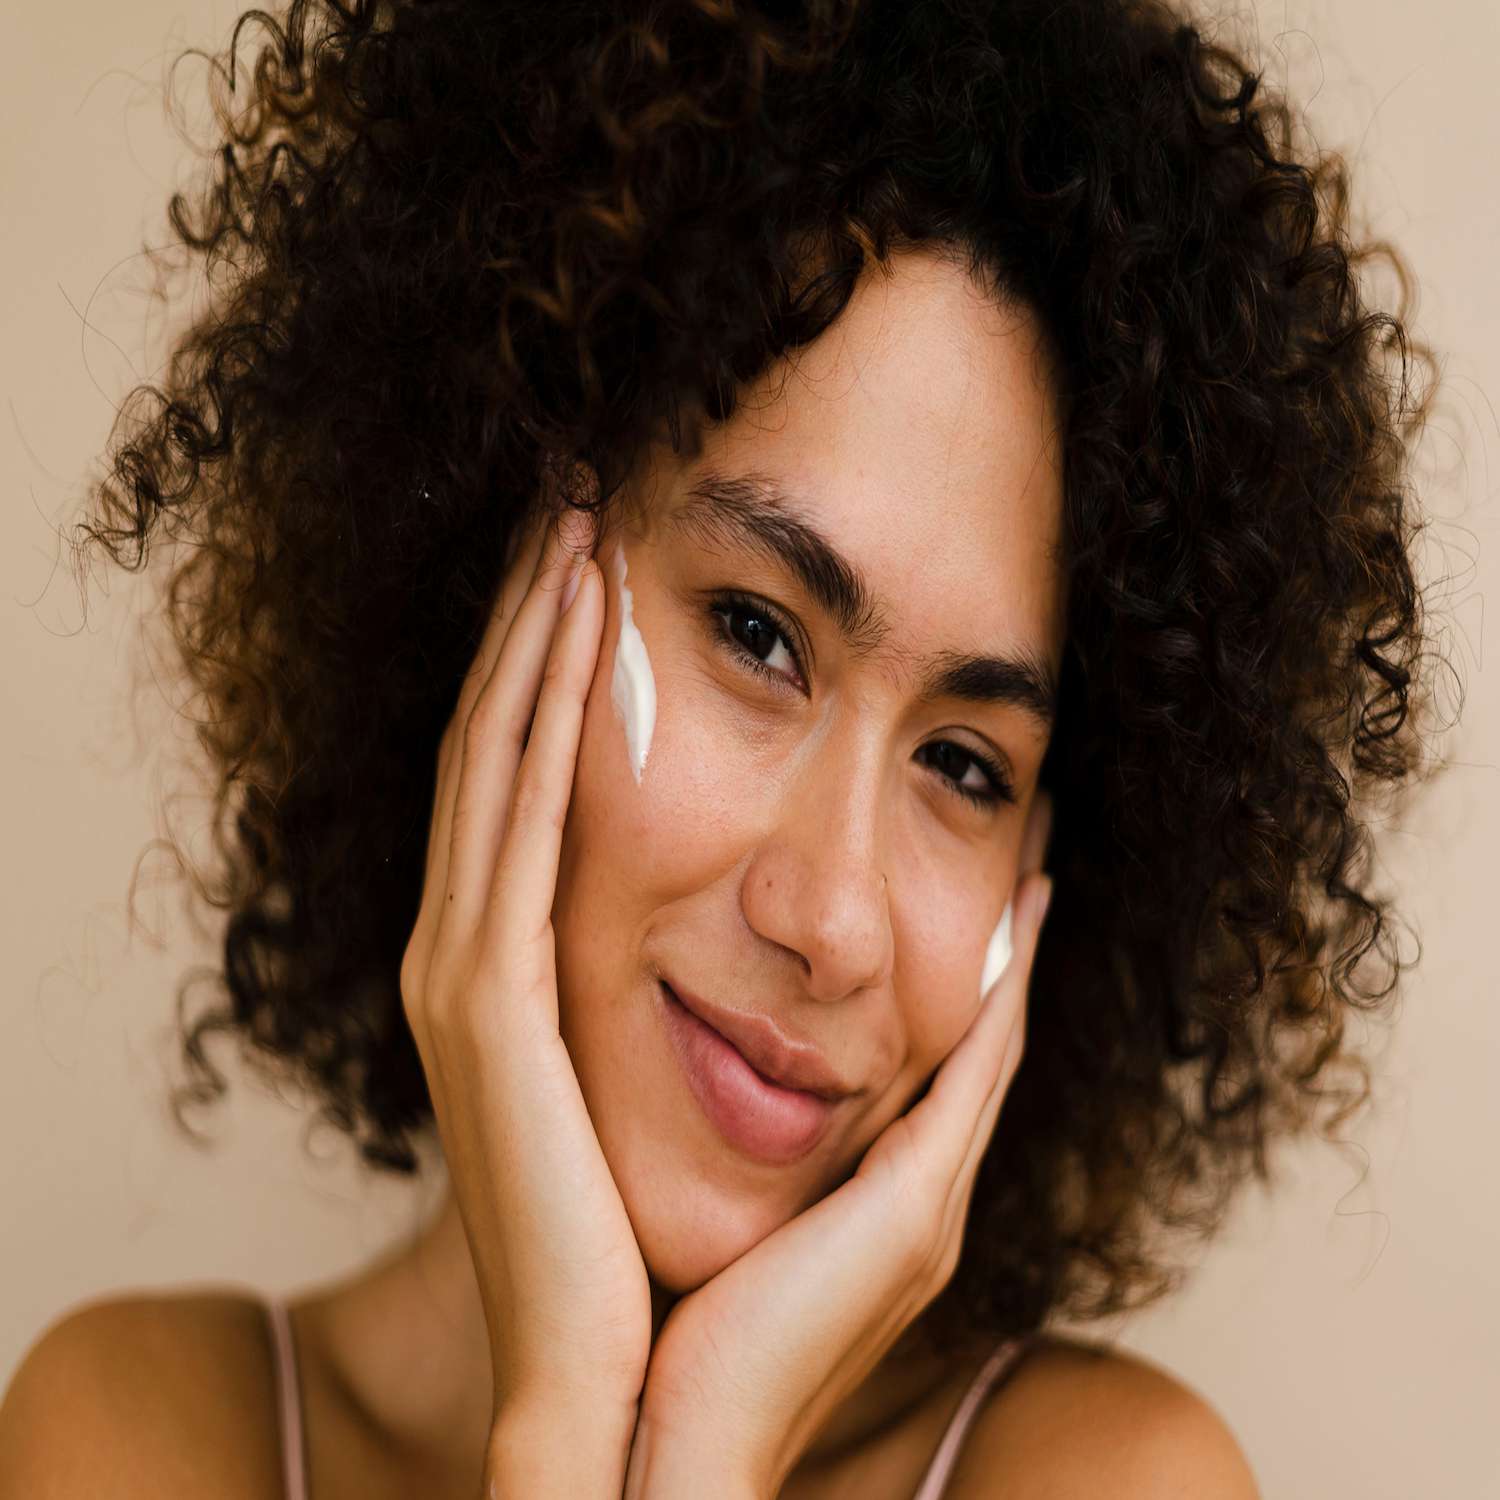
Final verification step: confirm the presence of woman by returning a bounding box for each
[0,0,1442,1495]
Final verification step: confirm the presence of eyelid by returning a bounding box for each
[712,588,811,686]
[963,746,1017,805]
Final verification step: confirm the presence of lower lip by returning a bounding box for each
[659,981,836,1166]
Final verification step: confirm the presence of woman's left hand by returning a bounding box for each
[624,790,1055,1500]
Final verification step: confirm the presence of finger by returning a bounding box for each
[903,870,1052,1189]
[484,558,604,969]
[947,872,1051,1193]
[430,507,580,888]
[921,785,1051,1153]
[940,864,1049,1114]
[418,506,556,903]
[437,510,598,951]
[411,507,571,974]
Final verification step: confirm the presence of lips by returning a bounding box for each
[659,980,842,1165]
[661,979,855,1100]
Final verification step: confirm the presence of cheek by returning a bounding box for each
[561,563,743,892]
[894,842,1013,1055]
[584,658,754,868]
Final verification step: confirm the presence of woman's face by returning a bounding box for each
[551,247,1067,1293]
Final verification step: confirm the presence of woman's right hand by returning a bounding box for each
[398,494,653,1446]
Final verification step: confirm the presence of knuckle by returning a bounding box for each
[899,1221,940,1283]
[399,958,431,1052]
[506,769,543,831]
[469,675,525,741]
[411,958,483,1059]
[437,982,482,1050]
[915,1193,951,1268]
[401,921,477,1025]
[908,1199,952,1280]
[507,763,565,840]
[932,1237,961,1292]
[461,696,499,754]
[399,936,424,1010]
[540,647,570,694]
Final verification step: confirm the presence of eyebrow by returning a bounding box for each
[668,468,1059,737]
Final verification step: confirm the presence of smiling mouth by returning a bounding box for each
[658,980,839,1166]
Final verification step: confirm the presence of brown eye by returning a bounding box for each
[916,741,1015,810]
[708,593,805,687]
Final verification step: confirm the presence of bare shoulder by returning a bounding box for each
[0,1287,282,1500]
[948,1334,1260,1499]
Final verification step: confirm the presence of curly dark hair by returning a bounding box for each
[74,0,1448,1358]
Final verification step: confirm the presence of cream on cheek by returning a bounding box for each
[609,541,657,783]
[606,538,1012,1000]
[979,897,1015,999]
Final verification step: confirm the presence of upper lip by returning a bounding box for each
[662,977,857,1102]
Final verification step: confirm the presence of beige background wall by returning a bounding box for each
[3,2,1495,1494]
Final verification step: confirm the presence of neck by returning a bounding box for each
[306,1183,950,1479]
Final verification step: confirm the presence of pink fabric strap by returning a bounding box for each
[265,1297,310,1500]
[910,1337,1030,1500]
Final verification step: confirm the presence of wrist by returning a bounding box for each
[622,1412,764,1500]
[485,1395,638,1498]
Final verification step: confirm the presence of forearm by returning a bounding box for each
[620,1411,763,1500]
[481,1397,638,1499]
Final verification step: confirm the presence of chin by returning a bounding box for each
[618,1150,797,1294]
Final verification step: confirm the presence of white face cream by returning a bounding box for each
[609,540,657,784]
[979,897,1014,998]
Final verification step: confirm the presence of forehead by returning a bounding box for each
[640,248,1068,663]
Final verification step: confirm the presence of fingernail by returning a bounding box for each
[560,559,586,612]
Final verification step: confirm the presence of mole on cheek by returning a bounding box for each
[609,541,657,784]
[979,897,1014,998]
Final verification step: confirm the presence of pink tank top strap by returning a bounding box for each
[910,1336,1032,1500]
[264,1296,310,1500]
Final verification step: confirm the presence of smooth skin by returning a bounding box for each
[0,250,1260,1499]
[417,488,1054,1496]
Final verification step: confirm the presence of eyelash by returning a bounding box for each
[706,591,1017,811]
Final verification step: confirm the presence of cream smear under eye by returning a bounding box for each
[605,539,1010,979]
[979,898,1014,998]
[609,541,657,784]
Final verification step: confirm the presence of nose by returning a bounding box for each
[738,730,893,1004]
